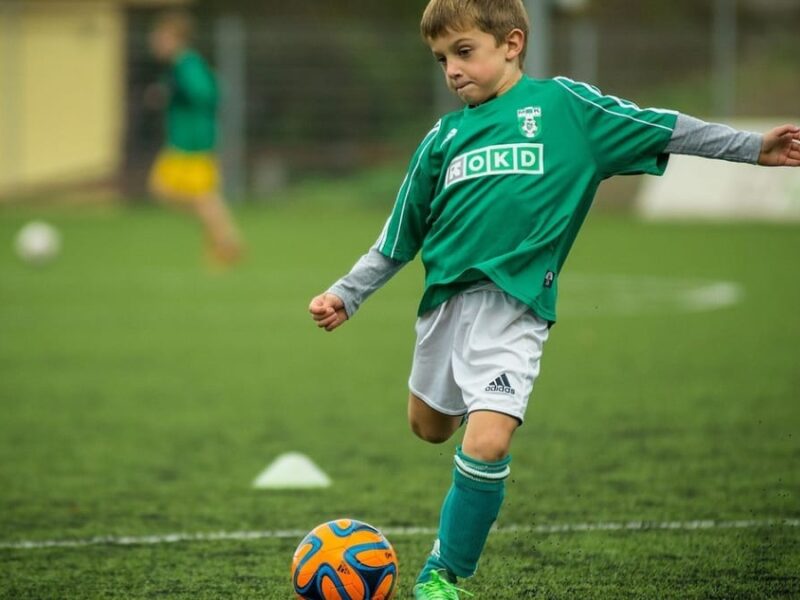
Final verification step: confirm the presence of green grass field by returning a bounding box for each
[1,196,799,599]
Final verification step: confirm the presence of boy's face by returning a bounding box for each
[428,27,524,105]
[150,25,184,63]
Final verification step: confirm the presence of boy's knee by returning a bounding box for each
[409,416,453,444]
[462,430,512,462]
[464,443,508,463]
[407,393,461,444]
[462,411,518,462]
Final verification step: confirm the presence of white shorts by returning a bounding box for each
[408,282,549,423]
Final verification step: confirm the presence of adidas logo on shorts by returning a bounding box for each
[485,373,516,395]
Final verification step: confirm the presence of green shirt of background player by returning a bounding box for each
[147,11,243,269]
[309,1,800,598]
[164,48,218,153]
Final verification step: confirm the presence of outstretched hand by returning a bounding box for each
[309,293,348,332]
[758,124,800,166]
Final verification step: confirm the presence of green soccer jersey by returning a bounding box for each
[377,75,678,321]
[165,50,219,152]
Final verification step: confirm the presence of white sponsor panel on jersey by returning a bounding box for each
[445,143,544,189]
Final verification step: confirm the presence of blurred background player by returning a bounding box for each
[147,10,243,268]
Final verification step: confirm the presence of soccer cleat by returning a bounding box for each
[413,570,472,599]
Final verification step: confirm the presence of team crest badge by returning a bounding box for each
[517,106,542,139]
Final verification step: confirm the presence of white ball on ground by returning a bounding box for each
[14,221,61,266]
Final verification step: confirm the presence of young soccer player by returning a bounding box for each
[309,1,800,597]
[148,11,243,267]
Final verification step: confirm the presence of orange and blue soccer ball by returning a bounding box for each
[291,519,398,600]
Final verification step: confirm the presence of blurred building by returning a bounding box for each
[0,0,186,200]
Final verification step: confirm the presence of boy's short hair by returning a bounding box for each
[420,0,530,66]
[154,10,196,43]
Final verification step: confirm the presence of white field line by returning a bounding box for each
[1,519,798,551]
[557,274,744,316]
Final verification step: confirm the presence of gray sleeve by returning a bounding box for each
[665,113,762,164]
[327,247,407,318]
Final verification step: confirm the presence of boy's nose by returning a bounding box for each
[446,64,463,80]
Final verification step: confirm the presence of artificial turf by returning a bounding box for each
[1,198,798,598]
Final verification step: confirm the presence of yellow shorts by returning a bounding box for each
[149,150,220,200]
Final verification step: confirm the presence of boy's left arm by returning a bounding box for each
[310,247,406,332]
[666,114,800,166]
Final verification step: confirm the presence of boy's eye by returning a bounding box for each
[457,47,472,58]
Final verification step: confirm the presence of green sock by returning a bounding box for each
[416,446,511,584]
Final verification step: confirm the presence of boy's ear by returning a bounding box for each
[504,28,525,63]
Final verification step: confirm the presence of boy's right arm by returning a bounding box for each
[309,120,442,333]
[665,115,800,166]
[664,114,763,163]
[309,248,406,332]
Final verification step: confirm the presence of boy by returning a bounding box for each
[148,11,243,267]
[309,1,800,597]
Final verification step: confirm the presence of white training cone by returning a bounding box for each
[252,452,332,489]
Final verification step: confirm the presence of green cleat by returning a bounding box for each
[413,570,472,599]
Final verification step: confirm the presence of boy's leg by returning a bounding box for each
[416,285,549,591]
[408,297,467,441]
[193,193,243,265]
[416,410,517,586]
[148,151,243,266]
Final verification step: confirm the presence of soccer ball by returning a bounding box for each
[291,519,398,600]
[14,221,61,265]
